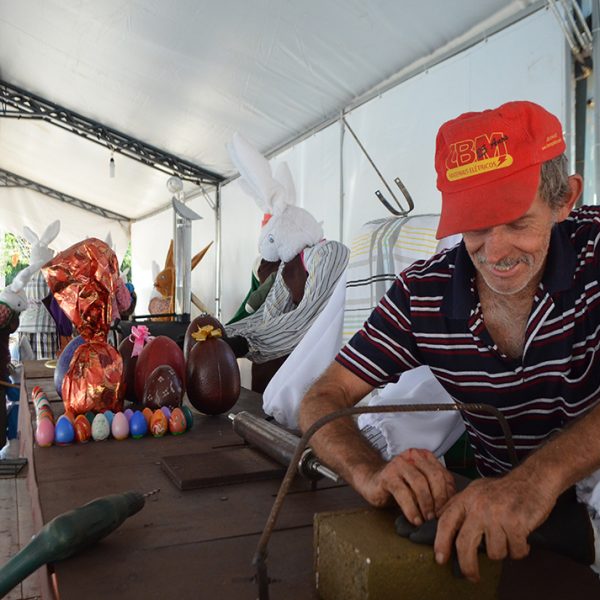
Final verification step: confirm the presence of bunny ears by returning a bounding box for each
[227,132,296,217]
[22,220,60,249]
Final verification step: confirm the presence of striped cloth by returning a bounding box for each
[343,215,460,343]
[17,271,59,360]
[338,206,600,477]
[226,240,349,363]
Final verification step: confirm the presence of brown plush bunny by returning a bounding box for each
[149,240,213,319]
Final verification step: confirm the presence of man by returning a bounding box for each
[299,100,600,582]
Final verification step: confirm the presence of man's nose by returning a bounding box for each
[482,227,510,263]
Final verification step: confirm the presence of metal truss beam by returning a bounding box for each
[0,168,130,222]
[0,79,223,185]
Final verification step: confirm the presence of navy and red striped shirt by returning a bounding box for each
[337,206,600,476]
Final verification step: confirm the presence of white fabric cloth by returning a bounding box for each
[263,214,464,457]
[356,366,465,460]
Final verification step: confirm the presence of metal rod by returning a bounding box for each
[214,183,222,320]
[342,116,413,216]
[253,401,517,599]
[548,0,581,56]
[560,0,590,52]
[593,0,600,204]
[570,0,594,45]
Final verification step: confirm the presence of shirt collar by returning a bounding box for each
[441,222,576,319]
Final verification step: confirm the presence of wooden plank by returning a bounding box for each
[0,477,22,600]
[160,447,286,490]
[16,474,42,600]
[53,525,319,600]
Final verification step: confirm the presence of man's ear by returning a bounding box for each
[556,174,583,222]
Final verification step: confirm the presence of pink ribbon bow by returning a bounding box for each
[129,325,154,357]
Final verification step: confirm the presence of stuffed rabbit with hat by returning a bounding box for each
[228,132,323,263]
[224,133,349,391]
[17,220,61,359]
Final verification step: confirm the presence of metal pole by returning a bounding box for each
[339,112,345,243]
[214,183,222,320]
[593,0,600,204]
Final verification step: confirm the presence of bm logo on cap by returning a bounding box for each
[445,132,512,182]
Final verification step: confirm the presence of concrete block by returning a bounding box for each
[314,507,501,599]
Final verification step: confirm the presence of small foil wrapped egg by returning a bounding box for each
[91,413,110,441]
[35,419,55,447]
[168,407,186,435]
[111,412,130,440]
[130,411,148,439]
[55,415,75,445]
[74,414,92,443]
[150,409,168,438]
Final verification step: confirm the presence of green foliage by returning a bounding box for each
[1,232,30,285]
[120,243,132,282]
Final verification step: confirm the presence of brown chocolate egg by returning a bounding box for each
[185,337,240,415]
[143,365,183,410]
[183,315,224,360]
[118,336,138,403]
[135,336,185,401]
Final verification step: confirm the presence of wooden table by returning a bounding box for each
[17,360,367,599]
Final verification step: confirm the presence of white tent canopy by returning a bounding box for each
[0,0,574,320]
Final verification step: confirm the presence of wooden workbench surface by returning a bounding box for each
[18,360,366,599]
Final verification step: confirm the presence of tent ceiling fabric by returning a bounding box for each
[0,0,541,222]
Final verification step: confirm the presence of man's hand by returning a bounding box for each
[356,448,456,525]
[434,474,556,582]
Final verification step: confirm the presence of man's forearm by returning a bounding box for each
[299,368,384,489]
[509,402,600,497]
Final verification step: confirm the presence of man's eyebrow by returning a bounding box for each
[513,214,534,225]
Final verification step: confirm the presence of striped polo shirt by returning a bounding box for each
[337,206,600,477]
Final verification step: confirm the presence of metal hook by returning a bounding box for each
[342,116,414,216]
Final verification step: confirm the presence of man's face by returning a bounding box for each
[462,193,556,296]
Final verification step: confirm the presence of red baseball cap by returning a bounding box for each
[435,101,566,239]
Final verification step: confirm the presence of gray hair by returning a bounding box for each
[539,154,570,210]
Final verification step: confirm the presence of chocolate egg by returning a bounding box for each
[74,415,92,443]
[85,411,95,426]
[183,315,224,360]
[118,336,138,403]
[36,418,55,447]
[168,407,186,435]
[150,409,168,437]
[160,406,171,420]
[181,405,194,430]
[91,413,110,441]
[130,411,148,439]
[54,335,85,398]
[124,408,134,422]
[185,337,240,415]
[111,412,129,440]
[143,365,183,410]
[55,415,75,445]
[135,336,185,401]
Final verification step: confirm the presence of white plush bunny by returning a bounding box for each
[22,220,60,265]
[228,132,323,263]
[0,261,46,313]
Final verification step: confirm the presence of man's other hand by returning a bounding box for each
[357,448,456,525]
[433,475,555,582]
